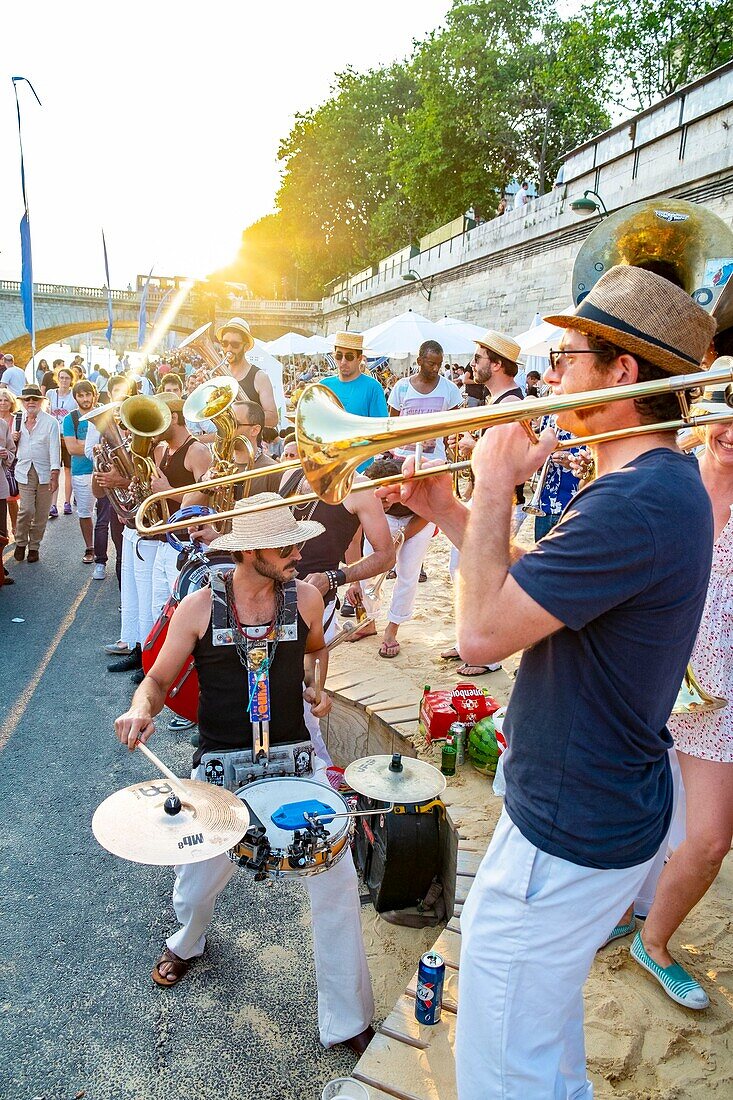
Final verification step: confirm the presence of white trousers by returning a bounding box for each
[120,526,159,647]
[456,810,654,1100]
[365,513,434,625]
[151,541,181,622]
[166,761,374,1047]
[634,748,686,916]
[71,473,94,519]
[302,599,340,767]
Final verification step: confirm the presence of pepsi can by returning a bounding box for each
[415,950,445,1024]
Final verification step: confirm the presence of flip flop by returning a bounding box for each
[457,662,501,676]
[151,946,196,988]
[440,647,461,660]
[379,640,401,658]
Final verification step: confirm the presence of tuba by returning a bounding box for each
[572,199,733,332]
[179,322,249,401]
[84,402,139,524]
[182,376,255,517]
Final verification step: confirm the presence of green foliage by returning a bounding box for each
[222,0,731,298]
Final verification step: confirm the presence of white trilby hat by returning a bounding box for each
[475,329,522,364]
[209,494,324,552]
[332,331,368,353]
[215,317,255,354]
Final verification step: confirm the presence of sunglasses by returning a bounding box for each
[277,543,297,559]
[548,349,600,369]
[221,339,243,349]
[335,350,357,362]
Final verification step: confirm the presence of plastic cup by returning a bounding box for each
[321,1078,370,1100]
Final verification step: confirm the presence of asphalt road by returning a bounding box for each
[0,519,355,1100]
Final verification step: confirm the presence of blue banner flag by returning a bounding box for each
[137,266,153,349]
[102,229,113,344]
[11,77,42,352]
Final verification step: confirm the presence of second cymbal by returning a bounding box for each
[344,753,446,803]
[92,778,250,866]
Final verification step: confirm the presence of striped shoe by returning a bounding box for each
[630,932,709,1009]
[601,915,636,948]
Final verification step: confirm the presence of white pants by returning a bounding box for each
[365,513,434,625]
[151,541,181,622]
[71,473,94,519]
[634,748,686,916]
[166,761,374,1047]
[120,526,159,647]
[456,810,655,1100]
[303,598,340,767]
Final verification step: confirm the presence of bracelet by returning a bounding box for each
[324,568,347,593]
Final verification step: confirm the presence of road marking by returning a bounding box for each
[0,575,93,752]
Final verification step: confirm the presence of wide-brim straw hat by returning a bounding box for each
[475,329,521,364]
[156,390,185,414]
[209,493,324,552]
[215,317,255,354]
[332,331,367,354]
[544,266,716,376]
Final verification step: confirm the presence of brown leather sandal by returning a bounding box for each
[151,946,194,987]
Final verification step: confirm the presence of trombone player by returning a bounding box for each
[389,266,717,1100]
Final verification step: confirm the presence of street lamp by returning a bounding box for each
[570,190,609,218]
[338,297,360,316]
[402,269,433,301]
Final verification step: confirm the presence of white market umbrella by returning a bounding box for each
[266,332,314,356]
[305,334,332,354]
[514,308,574,359]
[361,309,476,358]
[249,339,288,429]
[436,315,487,342]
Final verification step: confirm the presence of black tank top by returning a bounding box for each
[193,602,309,765]
[280,469,361,581]
[235,363,261,403]
[160,436,197,511]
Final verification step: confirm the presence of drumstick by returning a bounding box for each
[314,658,322,705]
[136,740,182,784]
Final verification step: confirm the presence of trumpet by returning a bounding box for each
[135,358,733,537]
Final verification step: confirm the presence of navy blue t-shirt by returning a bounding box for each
[504,449,713,869]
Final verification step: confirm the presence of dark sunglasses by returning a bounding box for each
[548,349,600,369]
[221,339,243,349]
[335,350,357,362]
[277,543,296,559]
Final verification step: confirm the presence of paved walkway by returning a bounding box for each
[0,523,355,1100]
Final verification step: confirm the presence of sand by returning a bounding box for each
[330,522,733,1098]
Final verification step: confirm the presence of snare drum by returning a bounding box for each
[231,776,352,879]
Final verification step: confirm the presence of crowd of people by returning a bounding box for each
[2,270,732,1099]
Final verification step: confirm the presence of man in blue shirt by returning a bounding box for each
[319,331,388,432]
[63,380,97,564]
[392,266,718,1099]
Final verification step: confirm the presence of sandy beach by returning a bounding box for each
[332,523,733,1098]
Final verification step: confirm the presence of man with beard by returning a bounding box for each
[62,380,100,564]
[114,495,375,1054]
[216,317,278,428]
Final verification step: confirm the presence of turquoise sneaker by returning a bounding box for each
[601,915,636,948]
[630,932,709,1009]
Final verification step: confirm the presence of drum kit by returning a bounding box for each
[92,743,446,880]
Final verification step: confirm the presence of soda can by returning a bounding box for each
[448,721,468,767]
[415,950,445,1025]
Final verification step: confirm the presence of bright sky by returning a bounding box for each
[1,0,450,290]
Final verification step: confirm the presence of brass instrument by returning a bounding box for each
[179,322,250,401]
[522,454,553,517]
[83,402,140,523]
[572,199,733,332]
[135,359,733,537]
[182,376,256,518]
[118,395,172,526]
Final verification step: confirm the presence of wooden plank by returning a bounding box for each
[454,878,472,905]
[406,967,459,1014]
[352,1071,426,1100]
[456,850,483,876]
[430,927,462,970]
[447,916,462,935]
[354,1027,458,1100]
[379,992,459,1051]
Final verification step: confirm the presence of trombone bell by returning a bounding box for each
[672,665,727,715]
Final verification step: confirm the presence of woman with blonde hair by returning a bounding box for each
[0,388,20,539]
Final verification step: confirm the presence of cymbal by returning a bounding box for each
[344,754,446,803]
[92,778,250,866]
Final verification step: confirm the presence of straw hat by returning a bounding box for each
[475,329,521,364]
[156,390,185,414]
[209,494,324,552]
[216,317,255,354]
[332,332,366,354]
[544,266,716,376]
[19,384,43,401]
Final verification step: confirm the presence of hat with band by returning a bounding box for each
[19,384,43,400]
[209,493,324,552]
[475,329,521,364]
[215,317,255,354]
[332,331,367,354]
[544,266,716,376]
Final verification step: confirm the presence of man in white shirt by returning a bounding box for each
[1,355,28,396]
[12,385,61,563]
[514,181,530,210]
[374,342,463,657]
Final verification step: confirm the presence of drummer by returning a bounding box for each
[114,494,375,1055]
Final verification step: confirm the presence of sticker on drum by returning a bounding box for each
[173,551,234,600]
[231,776,351,879]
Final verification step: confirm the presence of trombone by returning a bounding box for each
[135,358,733,538]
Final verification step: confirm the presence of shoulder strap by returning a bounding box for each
[71,410,81,437]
